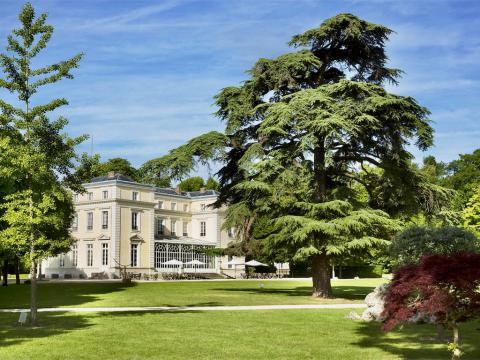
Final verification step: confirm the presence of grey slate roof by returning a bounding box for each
[88,173,219,198]
[155,187,219,198]
[91,174,135,183]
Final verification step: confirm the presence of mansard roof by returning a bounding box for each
[91,174,135,183]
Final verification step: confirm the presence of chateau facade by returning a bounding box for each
[42,173,244,279]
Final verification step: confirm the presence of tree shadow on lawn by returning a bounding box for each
[0,309,211,350]
[351,319,480,360]
[0,311,92,349]
[212,285,375,301]
[0,281,136,309]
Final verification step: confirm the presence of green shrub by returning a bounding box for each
[390,226,479,267]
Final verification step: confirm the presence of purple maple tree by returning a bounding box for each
[382,252,480,360]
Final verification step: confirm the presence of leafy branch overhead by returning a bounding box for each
[140,131,228,184]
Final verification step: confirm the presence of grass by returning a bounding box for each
[0,278,386,309]
[0,310,479,360]
[7,274,29,280]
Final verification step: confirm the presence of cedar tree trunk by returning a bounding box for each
[311,253,333,298]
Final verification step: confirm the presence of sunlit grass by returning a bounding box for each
[0,309,479,360]
[1,278,386,309]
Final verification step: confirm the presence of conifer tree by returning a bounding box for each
[0,3,85,324]
[143,14,448,297]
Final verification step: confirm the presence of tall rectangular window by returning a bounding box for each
[130,243,138,267]
[200,204,207,211]
[73,194,78,202]
[171,202,177,211]
[132,191,139,201]
[200,221,206,237]
[102,190,109,199]
[157,218,165,235]
[131,211,139,230]
[102,243,109,266]
[59,255,65,267]
[87,212,93,231]
[227,227,235,238]
[72,213,78,231]
[72,244,78,267]
[171,219,177,236]
[183,204,188,212]
[102,211,108,229]
[88,192,93,201]
[182,221,188,236]
[158,201,164,209]
[87,244,93,267]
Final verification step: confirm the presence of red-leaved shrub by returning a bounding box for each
[382,252,480,359]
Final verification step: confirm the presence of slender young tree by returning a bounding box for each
[0,3,85,324]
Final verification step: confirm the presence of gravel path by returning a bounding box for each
[0,303,367,313]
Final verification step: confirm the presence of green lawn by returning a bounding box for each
[1,278,385,309]
[0,310,479,360]
[7,274,29,280]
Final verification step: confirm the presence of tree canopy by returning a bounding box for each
[390,226,478,267]
[0,3,84,324]
[142,13,449,297]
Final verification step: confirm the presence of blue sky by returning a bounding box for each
[0,0,479,173]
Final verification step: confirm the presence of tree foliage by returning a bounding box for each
[143,13,450,297]
[443,149,480,208]
[139,131,228,185]
[0,3,84,324]
[74,154,140,183]
[382,253,480,359]
[179,176,204,192]
[463,186,480,236]
[390,226,478,267]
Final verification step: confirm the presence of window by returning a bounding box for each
[102,211,108,229]
[59,255,64,267]
[130,243,138,267]
[200,203,207,211]
[171,202,177,211]
[72,244,78,267]
[102,190,109,199]
[87,212,93,231]
[158,201,164,209]
[87,244,93,267]
[132,191,139,201]
[200,221,206,237]
[72,213,78,231]
[182,221,188,237]
[183,204,188,212]
[228,255,233,269]
[88,192,93,201]
[171,219,177,236]
[102,243,109,266]
[131,211,139,230]
[157,218,165,235]
[227,227,235,238]
[73,194,78,202]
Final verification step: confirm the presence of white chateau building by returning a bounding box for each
[42,172,244,279]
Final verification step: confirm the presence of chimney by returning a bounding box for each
[200,187,206,193]
[175,186,181,194]
[107,171,116,179]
